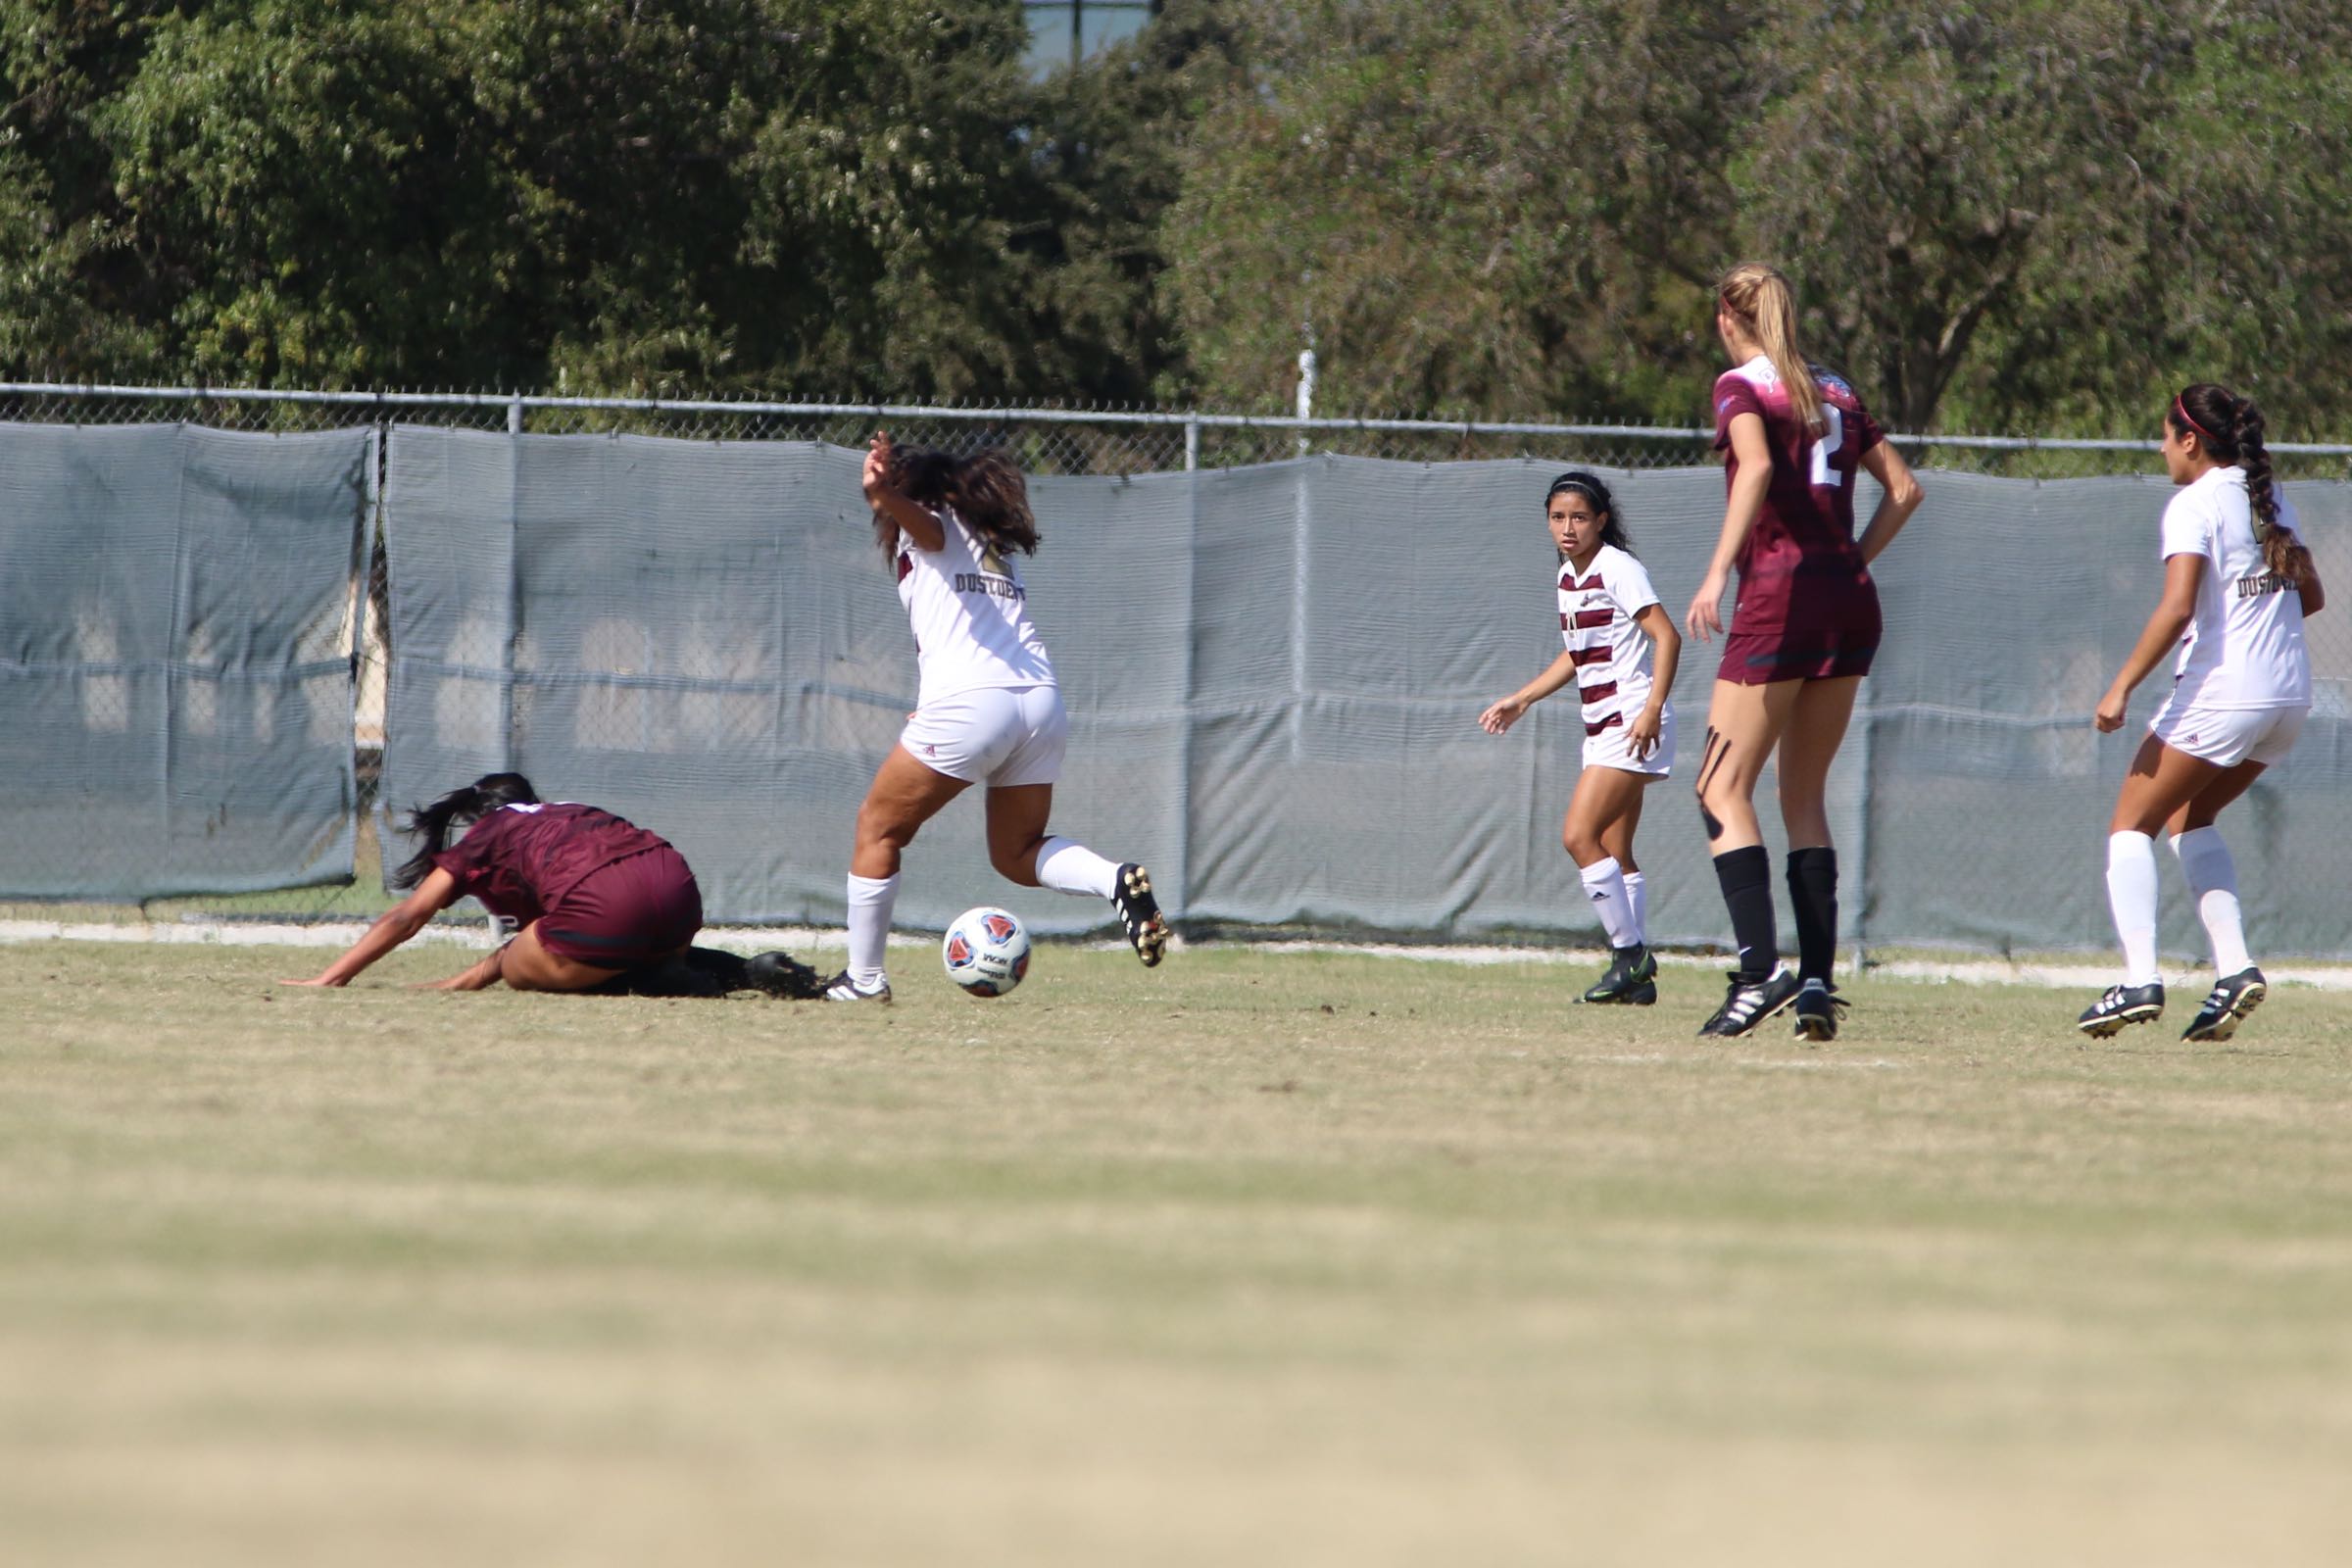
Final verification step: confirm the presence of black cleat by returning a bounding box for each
[2181,967,2266,1042]
[820,969,892,1004]
[1791,978,1848,1043]
[746,950,827,1000]
[1697,966,1801,1038]
[1581,945,1658,1005]
[1113,862,1169,967]
[2076,981,2163,1038]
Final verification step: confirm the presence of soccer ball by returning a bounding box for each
[942,906,1032,997]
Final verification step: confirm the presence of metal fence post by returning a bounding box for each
[1184,415,1200,472]
[1295,350,1316,456]
[508,394,523,435]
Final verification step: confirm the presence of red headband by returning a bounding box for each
[2174,394,2222,449]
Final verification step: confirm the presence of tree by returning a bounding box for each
[5,0,1205,403]
[1160,0,1758,420]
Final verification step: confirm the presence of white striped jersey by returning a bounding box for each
[1557,544,1663,737]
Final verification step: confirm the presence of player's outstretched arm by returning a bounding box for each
[1686,413,1773,642]
[2096,554,2204,731]
[1856,442,1926,564]
[1481,649,1579,734]
[280,869,462,987]
[862,430,946,552]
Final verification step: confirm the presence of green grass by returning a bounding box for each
[4,941,2351,1567]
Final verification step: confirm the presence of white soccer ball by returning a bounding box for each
[942,906,1032,998]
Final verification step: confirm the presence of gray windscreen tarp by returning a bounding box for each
[0,423,369,900]
[382,427,2352,956]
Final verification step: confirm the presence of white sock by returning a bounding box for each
[1035,836,1118,900]
[846,872,898,989]
[1578,856,1639,951]
[2172,826,2251,975]
[2105,832,2162,987]
[1622,870,1647,947]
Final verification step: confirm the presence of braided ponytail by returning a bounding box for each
[2172,383,2307,586]
[391,772,538,889]
[2230,395,2278,539]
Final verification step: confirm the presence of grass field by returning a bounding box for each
[5,940,2351,1568]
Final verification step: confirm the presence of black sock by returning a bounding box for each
[1786,847,1838,984]
[1712,846,1777,982]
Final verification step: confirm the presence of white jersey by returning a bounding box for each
[895,506,1056,707]
[1558,543,1665,741]
[2160,466,2310,710]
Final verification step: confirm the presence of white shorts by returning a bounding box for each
[900,684,1068,786]
[1582,705,1674,777]
[2149,697,2306,768]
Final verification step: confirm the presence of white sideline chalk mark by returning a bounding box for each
[1738,1058,1904,1072]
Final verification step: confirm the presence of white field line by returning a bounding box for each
[3,919,2349,992]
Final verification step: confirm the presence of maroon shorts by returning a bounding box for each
[1721,615,1882,681]
[537,847,703,968]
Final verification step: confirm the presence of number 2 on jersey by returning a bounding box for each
[1808,406,1846,489]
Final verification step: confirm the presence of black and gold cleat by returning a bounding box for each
[1113,862,1169,967]
[1580,945,1658,1005]
[1790,978,1849,1043]
[2076,981,2163,1038]
[2181,967,2265,1043]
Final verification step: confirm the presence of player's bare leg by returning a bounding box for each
[1693,679,1804,1036]
[1603,784,1650,954]
[1777,676,1862,1039]
[422,921,630,994]
[1564,765,1654,1004]
[2082,736,2229,1037]
[2163,759,2272,1041]
[985,783,1166,966]
[831,746,971,1002]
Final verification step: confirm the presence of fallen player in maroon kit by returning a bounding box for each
[281,772,821,998]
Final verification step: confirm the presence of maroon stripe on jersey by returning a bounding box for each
[1570,646,1610,667]
[1560,571,1604,592]
[1585,713,1624,737]
[1572,609,1614,630]
[896,552,913,583]
[1579,681,1618,705]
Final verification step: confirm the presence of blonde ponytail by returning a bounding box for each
[1719,263,1826,437]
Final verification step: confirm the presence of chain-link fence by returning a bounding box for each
[5,383,2349,956]
[14,381,2352,476]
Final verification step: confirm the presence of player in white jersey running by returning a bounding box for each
[2081,384,2326,1042]
[1480,471,1684,1004]
[823,432,1168,1002]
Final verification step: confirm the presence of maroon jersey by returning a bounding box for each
[1711,356,1886,636]
[430,803,672,925]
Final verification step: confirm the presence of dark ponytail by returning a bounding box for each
[2171,383,2308,586]
[1545,470,1633,555]
[391,771,538,889]
[875,444,1041,564]
[950,450,1040,557]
